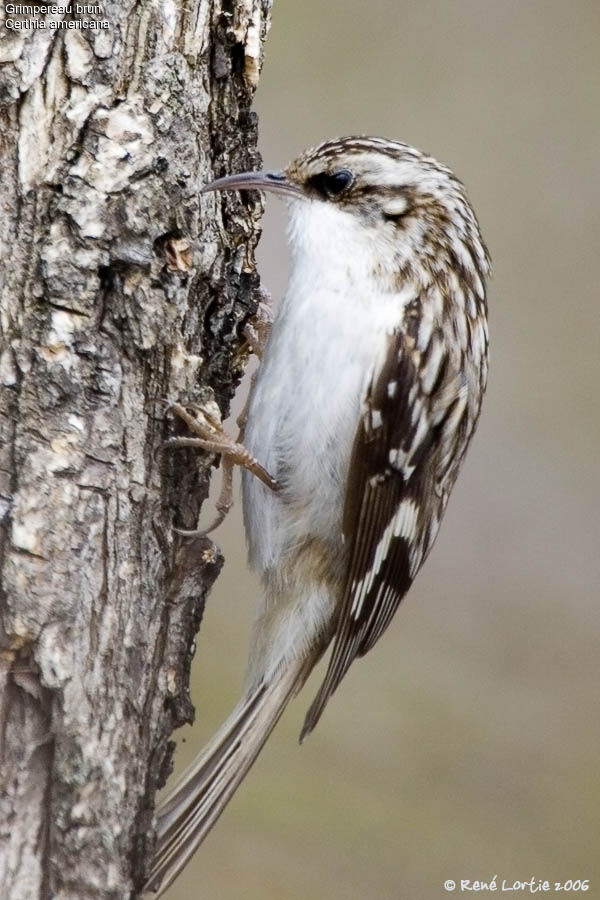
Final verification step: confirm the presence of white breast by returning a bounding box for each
[242,198,414,575]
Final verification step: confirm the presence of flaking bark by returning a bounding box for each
[0,1,271,897]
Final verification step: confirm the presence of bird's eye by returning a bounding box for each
[308,169,353,199]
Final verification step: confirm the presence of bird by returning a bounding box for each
[144,135,490,895]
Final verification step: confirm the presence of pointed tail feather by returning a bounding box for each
[144,658,309,896]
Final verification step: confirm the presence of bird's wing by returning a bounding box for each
[301,327,467,739]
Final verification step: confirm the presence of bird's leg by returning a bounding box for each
[240,291,273,362]
[197,292,274,531]
[167,296,276,535]
[235,294,273,438]
[166,402,279,535]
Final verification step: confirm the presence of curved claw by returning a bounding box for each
[172,510,226,539]
[172,525,209,538]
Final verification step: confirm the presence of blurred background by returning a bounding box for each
[167,1,600,897]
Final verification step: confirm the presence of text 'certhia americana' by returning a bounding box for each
[145,136,490,896]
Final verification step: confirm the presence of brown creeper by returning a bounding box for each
[145,136,490,895]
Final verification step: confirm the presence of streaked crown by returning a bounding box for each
[284,136,490,291]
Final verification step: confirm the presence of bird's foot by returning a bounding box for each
[165,401,279,535]
[242,290,273,360]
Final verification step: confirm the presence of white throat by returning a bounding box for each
[286,198,375,290]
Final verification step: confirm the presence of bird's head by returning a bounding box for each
[203,136,490,293]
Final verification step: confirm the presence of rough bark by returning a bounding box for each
[0,1,271,897]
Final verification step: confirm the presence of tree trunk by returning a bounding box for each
[0,1,271,897]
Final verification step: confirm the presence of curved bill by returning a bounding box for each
[201,170,304,198]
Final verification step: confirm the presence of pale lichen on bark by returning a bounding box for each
[0,0,272,897]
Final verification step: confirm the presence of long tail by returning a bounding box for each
[144,657,309,896]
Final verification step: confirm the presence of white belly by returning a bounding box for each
[242,272,406,576]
